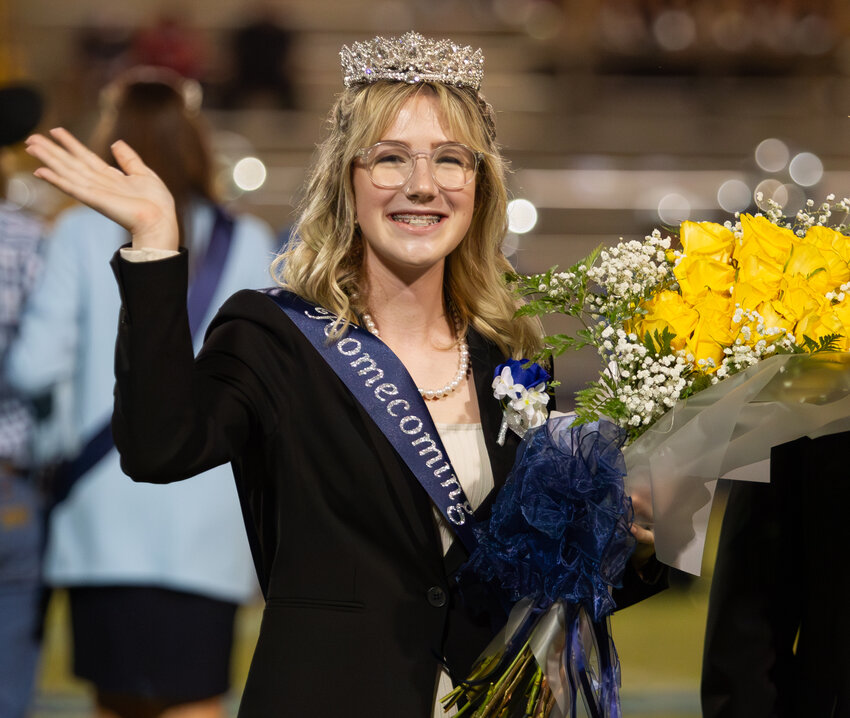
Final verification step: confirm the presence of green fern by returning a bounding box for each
[642,327,677,357]
[801,333,843,353]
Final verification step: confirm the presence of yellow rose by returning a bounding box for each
[755,300,795,337]
[638,290,699,350]
[679,221,735,262]
[783,240,849,295]
[804,225,844,253]
[823,228,850,265]
[674,255,735,303]
[776,274,828,324]
[794,311,849,349]
[686,290,736,367]
[807,295,850,350]
[735,254,784,302]
[734,214,795,267]
[732,282,773,311]
[831,295,850,329]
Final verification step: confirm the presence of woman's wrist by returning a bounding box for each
[130,213,179,252]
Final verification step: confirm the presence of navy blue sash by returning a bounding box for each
[187,208,235,337]
[50,208,235,505]
[262,288,479,553]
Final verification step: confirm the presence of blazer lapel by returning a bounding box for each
[467,327,520,506]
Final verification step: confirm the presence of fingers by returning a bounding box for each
[628,490,654,528]
[48,128,113,173]
[26,129,150,189]
[31,165,131,217]
[25,132,112,194]
[630,522,655,547]
[629,491,650,514]
[31,165,78,198]
[27,133,142,218]
[110,140,158,178]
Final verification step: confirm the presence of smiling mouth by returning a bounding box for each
[390,213,443,226]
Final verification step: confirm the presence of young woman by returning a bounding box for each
[12,68,274,718]
[24,33,660,717]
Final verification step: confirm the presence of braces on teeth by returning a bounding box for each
[392,214,441,225]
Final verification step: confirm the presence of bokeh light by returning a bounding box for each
[6,176,33,209]
[753,178,808,212]
[233,157,267,192]
[502,232,520,258]
[717,179,751,213]
[657,193,691,224]
[754,138,790,173]
[653,10,696,52]
[788,152,824,187]
[793,14,834,55]
[779,183,807,215]
[507,198,538,234]
[754,179,783,210]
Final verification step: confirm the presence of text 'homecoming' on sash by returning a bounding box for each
[262,289,478,552]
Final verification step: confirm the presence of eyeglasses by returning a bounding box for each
[355,141,481,191]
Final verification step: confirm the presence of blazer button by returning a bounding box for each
[426,586,447,607]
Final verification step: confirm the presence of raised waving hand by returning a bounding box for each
[25,128,179,251]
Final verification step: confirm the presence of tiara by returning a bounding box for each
[340,31,484,91]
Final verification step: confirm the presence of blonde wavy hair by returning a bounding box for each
[273,80,542,359]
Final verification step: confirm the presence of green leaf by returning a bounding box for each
[514,300,555,318]
[581,245,603,273]
[681,372,712,398]
[801,332,843,353]
[640,327,677,357]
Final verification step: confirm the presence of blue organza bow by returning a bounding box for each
[453,416,636,717]
[463,416,635,618]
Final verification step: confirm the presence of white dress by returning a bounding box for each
[432,422,494,718]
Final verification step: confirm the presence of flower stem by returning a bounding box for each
[472,641,533,717]
[524,667,543,716]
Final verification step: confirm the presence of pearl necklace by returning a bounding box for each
[361,311,470,401]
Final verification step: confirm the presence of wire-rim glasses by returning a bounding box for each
[356,141,481,191]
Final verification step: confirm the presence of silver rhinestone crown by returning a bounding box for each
[340,31,484,91]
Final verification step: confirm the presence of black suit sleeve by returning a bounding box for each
[110,249,275,482]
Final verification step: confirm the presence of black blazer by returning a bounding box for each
[111,250,664,718]
[702,433,850,717]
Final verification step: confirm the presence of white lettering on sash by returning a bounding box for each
[439,474,464,499]
[303,308,336,336]
[387,398,410,417]
[374,383,398,402]
[337,337,362,356]
[350,354,384,386]
[412,434,446,469]
[446,501,475,525]
[303,308,333,319]
[399,415,423,435]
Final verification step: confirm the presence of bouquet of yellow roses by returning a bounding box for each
[442,197,850,718]
[512,195,850,573]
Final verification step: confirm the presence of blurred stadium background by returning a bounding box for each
[3,0,849,715]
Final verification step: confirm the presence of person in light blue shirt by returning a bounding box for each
[8,67,275,718]
[0,82,47,718]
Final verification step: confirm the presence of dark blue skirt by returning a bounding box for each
[68,585,237,704]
